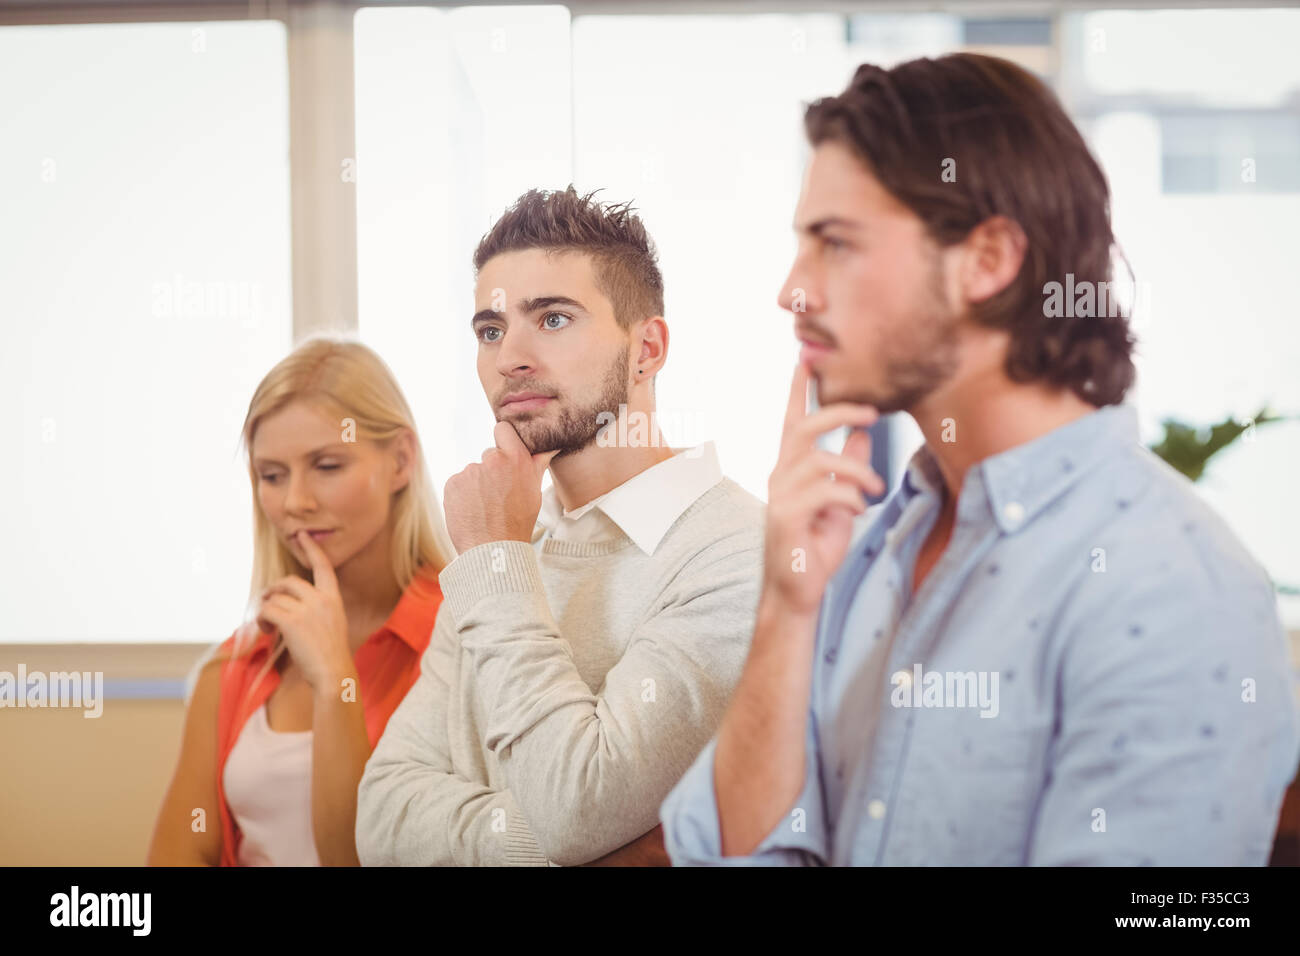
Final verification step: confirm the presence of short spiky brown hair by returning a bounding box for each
[472,186,665,329]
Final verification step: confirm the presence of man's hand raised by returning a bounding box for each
[443,420,559,554]
[762,361,884,616]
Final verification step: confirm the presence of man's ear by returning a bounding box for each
[634,315,669,380]
[961,215,1027,305]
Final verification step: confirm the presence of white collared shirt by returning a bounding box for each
[536,442,723,554]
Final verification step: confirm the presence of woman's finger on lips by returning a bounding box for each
[293,529,339,596]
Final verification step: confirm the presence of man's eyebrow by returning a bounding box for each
[472,295,589,329]
[797,217,863,236]
[518,295,588,314]
[252,445,346,468]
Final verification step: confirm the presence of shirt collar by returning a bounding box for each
[912,403,1137,535]
[537,441,724,555]
[902,443,945,500]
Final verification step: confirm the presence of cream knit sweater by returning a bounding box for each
[356,477,764,865]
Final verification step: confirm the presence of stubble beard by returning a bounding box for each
[819,253,962,415]
[499,348,631,458]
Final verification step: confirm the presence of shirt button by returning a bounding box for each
[892,669,912,690]
[867,799,887,820]
[1002,501,1026,526]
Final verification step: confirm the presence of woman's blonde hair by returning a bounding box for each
[211,334,455,680]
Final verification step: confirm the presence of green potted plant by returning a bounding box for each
[1148,406,1296,598]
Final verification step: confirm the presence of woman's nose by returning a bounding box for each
[284,471,316,513]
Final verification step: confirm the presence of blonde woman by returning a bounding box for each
[148,337,456,866]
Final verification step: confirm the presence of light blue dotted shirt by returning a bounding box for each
[661,404,1300,865]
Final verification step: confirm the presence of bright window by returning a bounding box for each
[0,21,291,642]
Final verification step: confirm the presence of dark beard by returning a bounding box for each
[499,349,630,457]
[870,324,960,414]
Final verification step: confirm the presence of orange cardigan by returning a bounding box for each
[213,567,442,866]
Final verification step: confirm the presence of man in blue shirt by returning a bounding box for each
[660,53,1299,865]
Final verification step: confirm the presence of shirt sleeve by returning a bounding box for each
[437,536,761,867]
[1028,570,1300,865]
[660,712,831,866]
[355,604,550,866]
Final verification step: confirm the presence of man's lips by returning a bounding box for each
[500,393,554,412]
[798,338,834,363]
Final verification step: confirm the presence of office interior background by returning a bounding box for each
[1,0,1297,864]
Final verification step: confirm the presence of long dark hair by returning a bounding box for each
[805,54,1137,407]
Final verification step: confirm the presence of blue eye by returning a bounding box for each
[542,311,572,330]
[477,326,502,344]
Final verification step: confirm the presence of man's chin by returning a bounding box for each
[530,430,602,459]
[509,422,577,457]
[510,427,549,456]
[815,374,890,412]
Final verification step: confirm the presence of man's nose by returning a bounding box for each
[495,326,537,377]
[777,259,819,315]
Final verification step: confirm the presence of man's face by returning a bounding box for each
[778,140,962,413]
[473,249,631,456]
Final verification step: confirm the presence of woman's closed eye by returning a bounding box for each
[259,463,339,483]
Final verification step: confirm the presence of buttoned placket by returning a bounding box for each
[815,511,892,857]
[850,468,1009,864]
[815,471,937,861]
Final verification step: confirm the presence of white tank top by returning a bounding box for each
[222,703,321,866]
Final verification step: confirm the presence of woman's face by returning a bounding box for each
[250,400,409,573]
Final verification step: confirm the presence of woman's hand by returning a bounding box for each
[256,530,353,693]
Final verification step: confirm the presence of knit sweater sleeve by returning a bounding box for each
[438,529,761,867]
[355,604,549,866]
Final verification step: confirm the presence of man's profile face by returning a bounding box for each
[778,140,963,413]
[472,248,631,456]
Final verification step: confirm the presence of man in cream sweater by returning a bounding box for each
[356,186,764,866]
